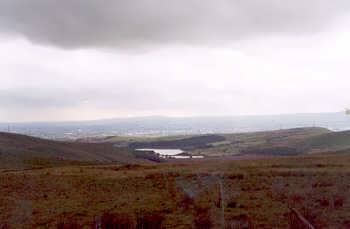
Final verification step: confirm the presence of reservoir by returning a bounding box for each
[135,148,203,159]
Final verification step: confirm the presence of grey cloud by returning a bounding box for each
[0,86,184,110]
[0,80,238,114]
[0,89,81,108]
[0,0,349,48]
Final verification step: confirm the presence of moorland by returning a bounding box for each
[1,127,350,228]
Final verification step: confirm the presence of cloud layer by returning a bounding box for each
[1,32,350,122]
[1,1,350,122]
[1,0,350,48]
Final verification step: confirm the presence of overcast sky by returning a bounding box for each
[1,0,350,122]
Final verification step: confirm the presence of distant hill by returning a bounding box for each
[304,130,350,153]
[2,127,350,170]
[1,112,350,139]
[189,127,332,156]
[0,132,146,170]
[129,135,226,150]
[218,127,350,156]
[85,127,333,156]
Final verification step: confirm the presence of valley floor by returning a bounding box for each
[1,154,350,228]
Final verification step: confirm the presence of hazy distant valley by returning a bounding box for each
[1,112,350,140]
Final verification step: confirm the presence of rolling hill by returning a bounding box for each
[2,127,350,170]
[2,112,350,139]
[128,135,226,150]
[0,132,146,170]
[214,128,350,156]
[304,130,350,153]
[192,127,332,156]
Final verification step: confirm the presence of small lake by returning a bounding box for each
[136,148,184,156]
[135,148,204,159]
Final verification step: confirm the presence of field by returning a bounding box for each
[1,153,350,228]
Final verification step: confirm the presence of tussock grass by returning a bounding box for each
[1,154,350,228]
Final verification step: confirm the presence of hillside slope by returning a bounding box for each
[192,127,332,156]
[129,135,226,150]
[0,132,145,169]
[79,127,334,157]
[304,130,350,153]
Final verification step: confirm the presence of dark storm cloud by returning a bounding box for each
[0,0,349,48]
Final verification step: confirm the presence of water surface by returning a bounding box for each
[136,148,204,159]
[136,148,183,156]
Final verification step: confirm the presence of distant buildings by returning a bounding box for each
[346,109,350,115]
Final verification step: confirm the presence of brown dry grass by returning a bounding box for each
[1,154,350,228]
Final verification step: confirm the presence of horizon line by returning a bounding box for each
[0,110,346,124]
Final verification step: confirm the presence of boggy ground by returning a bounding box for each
[1,154,350,229]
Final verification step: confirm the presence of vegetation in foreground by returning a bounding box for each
[1,153,350,228]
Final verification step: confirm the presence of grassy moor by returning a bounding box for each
[1,149,350,228]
